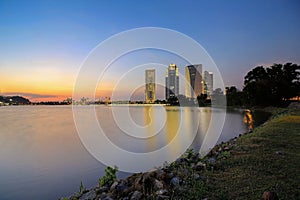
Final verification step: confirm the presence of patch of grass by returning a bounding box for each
[173,164,208,199]
[176,180,208,200]
[205,111,300,199]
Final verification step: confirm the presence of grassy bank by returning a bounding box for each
[202,107,300,199]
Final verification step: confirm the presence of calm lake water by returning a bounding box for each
[0,105,269,200]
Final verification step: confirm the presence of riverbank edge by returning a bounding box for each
[60,103,300,200]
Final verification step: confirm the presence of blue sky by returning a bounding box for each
[0,0,299,100]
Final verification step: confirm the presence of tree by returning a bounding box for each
[243,63,300,106]
[281,63,300,99]
[244,66,268,85]
[197,93,208,106]
[226,86,244,106]
[166,96,179,106]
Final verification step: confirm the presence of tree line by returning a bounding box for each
[213,63,300,107]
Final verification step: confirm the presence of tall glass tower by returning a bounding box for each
[185,64,202,99]
[165,64,179,100]
[145,69,156,103]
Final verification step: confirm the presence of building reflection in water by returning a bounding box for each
[189,108,211,152]
[145,106,205,159]
[144,106,157,151]
[243,109,254,130]
[164,106,181,157]
[142,106,214,158]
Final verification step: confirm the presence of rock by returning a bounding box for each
[130,191,143,200]
[194,161,206,171]
[166,172,174,179]
[96,186,109,194]
[113,183,129,197]
[79,190,96,200]
[193,173,200,180]
[100,196,114,200]
[154,179,164,190]
[98,193,109,199]
[170,177,180,187]
[275,151,284,155]
[156,189,168,195]
[110,181,119,191]
[261,191,279,200]
[156,169,167,181]
[142,173,154,194]
[175,157,186,165]
[116,183,128,191]
[208,157,216,164]
[133,175,143,191]
[157,195,170,200]
[224,146,230,151]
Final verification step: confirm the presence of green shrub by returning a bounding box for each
[98,166,118,187]
[79,180,85,194]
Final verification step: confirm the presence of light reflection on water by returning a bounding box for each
[0,105,255,200]
[244,109,254,130]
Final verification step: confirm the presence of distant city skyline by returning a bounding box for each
[144,64,213,102]
[1,1,299,101]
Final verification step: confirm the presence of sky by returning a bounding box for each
[0,0,300,101]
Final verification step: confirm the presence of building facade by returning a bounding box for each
[165,64,179,100]
[185,64,202,99]
[203,71,213,98]
[145,69,156,103]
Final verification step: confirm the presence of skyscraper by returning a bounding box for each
[203,71,213,98]
[165,64,179,100]
[145,69,156,103]
[185,64,202,99]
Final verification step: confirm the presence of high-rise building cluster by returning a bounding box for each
[145,64,213,102]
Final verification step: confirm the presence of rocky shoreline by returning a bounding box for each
[60,129,251,200]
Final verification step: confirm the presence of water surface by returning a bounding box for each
[0,105,267,199]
